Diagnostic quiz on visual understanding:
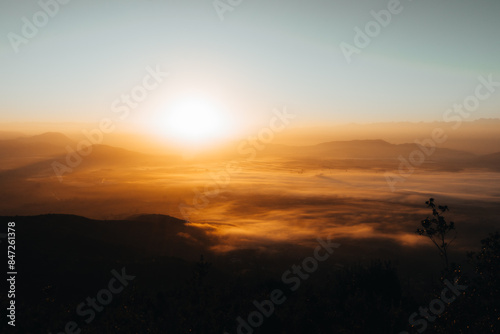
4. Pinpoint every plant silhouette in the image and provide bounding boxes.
[416,198,456,270]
